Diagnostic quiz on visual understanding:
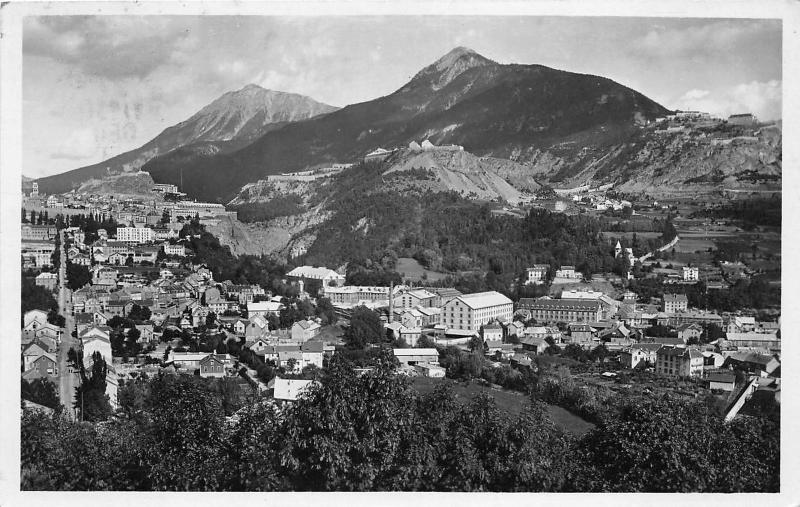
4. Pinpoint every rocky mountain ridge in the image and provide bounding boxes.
[143,47,669,202]
[35,85,337,194]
